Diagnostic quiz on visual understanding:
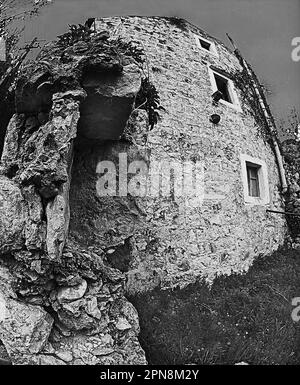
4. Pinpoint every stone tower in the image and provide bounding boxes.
[69,16,286,294]
[0,16,287,364]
